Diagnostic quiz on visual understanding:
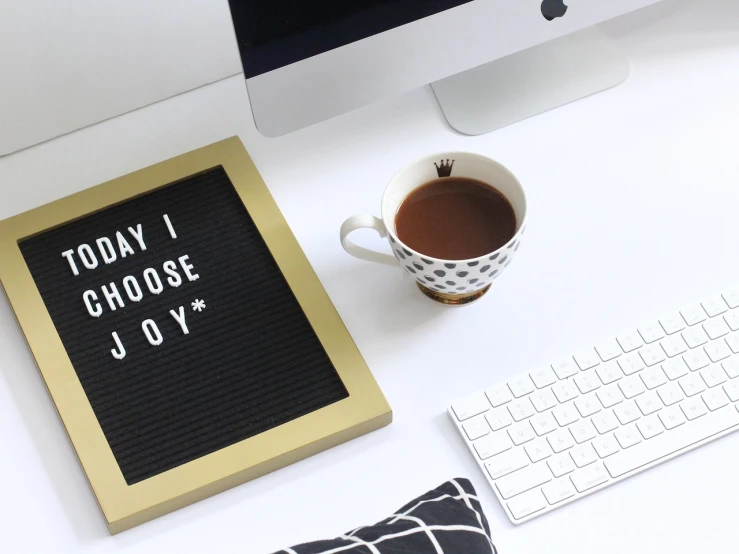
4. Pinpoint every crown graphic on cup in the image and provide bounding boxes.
[434,159,455,178]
